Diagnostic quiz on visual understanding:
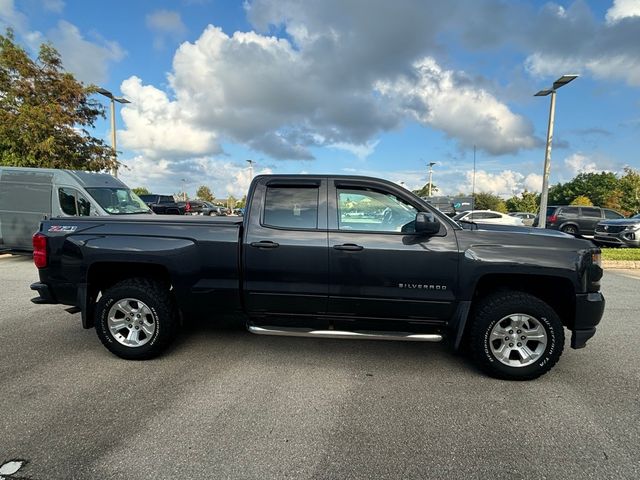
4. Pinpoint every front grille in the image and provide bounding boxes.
[595,225,625,233]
